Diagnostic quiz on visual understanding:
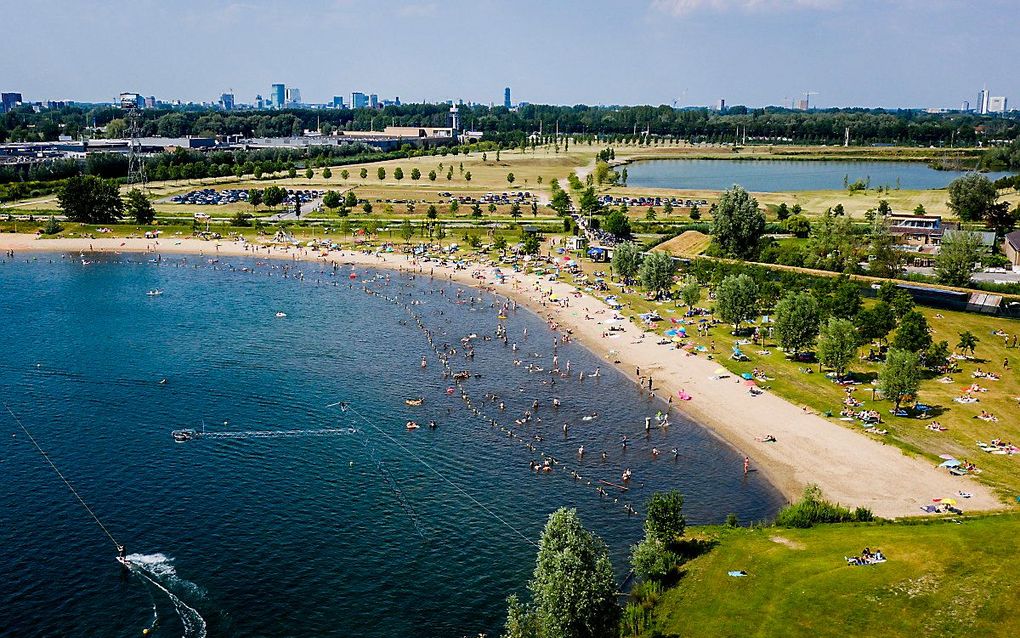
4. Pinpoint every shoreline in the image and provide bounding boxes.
[1,233,1006,518]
